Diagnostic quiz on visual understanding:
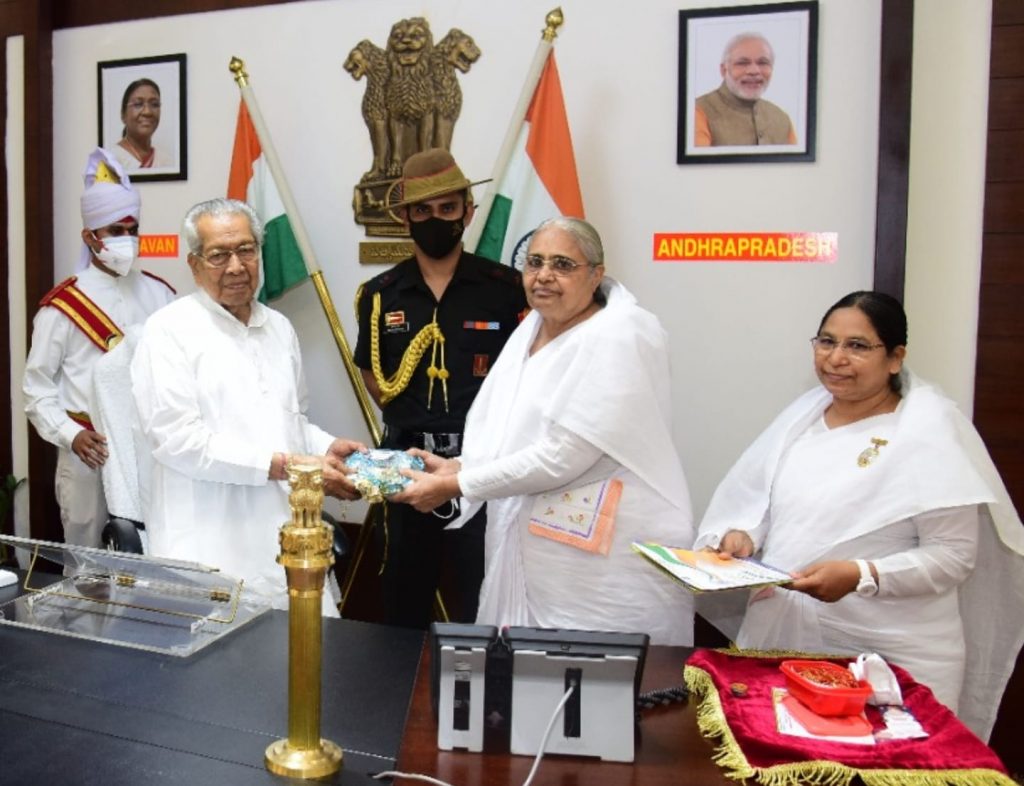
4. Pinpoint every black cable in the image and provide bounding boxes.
[636,684,688,711]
